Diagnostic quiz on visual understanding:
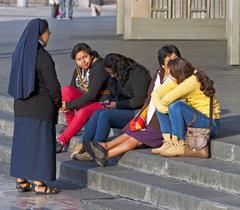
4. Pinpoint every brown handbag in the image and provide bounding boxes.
[183,97,213,158]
